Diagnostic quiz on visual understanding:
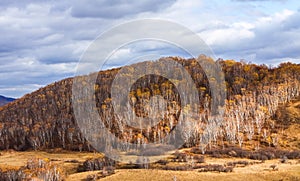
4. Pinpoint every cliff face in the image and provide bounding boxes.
[0,57,299,152]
